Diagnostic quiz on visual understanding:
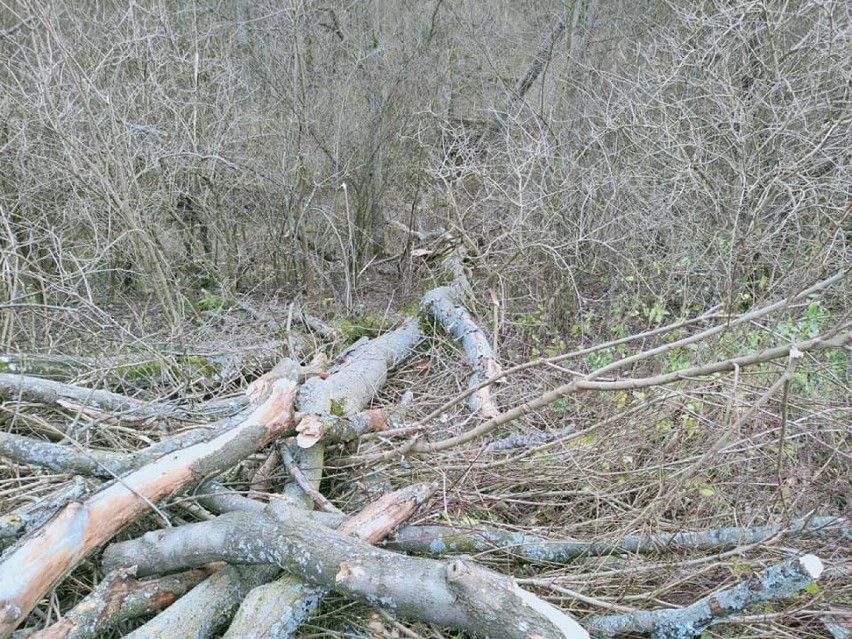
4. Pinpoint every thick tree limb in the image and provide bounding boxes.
[122,564,280,639]
[197,483,848,564]
[287,318,422,504]
[0,380,298,639]
[421,285,502,417]
[103,500,588,639]
[488,424,576,451]
[27,566,218,639]
[88,485,431,639]
[0,374,199,423]
[0,354,91,381]
[0,405,258,480]
[1,347,288,392]
[221,484,433,639]
[218,572,325,639]
[1,408,255,546]
[585,554,824,638]
[385,516,850,561]
[196,481,344,529]
[245,354,328,402]
[218,320,423,637]
[294,391,413,448]
[0,432,140,478]
[278,444,341,514]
